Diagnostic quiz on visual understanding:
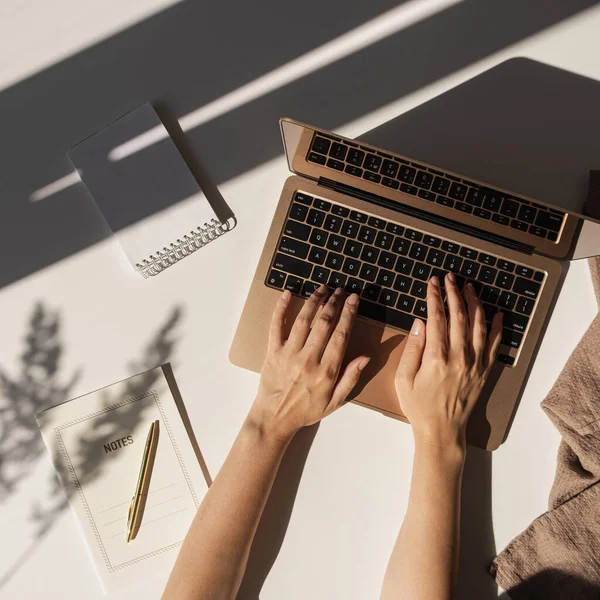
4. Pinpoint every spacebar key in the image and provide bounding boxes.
[358,300,415,331]
[273,253,312,279]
